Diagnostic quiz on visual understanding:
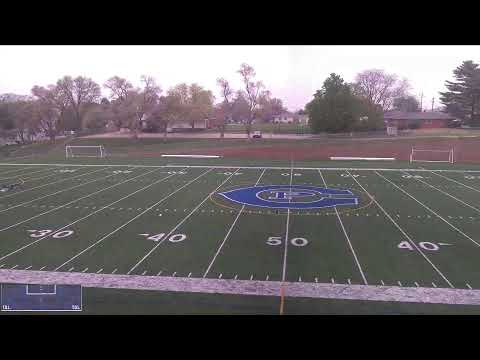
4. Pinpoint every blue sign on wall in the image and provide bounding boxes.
[218,185,359,209]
